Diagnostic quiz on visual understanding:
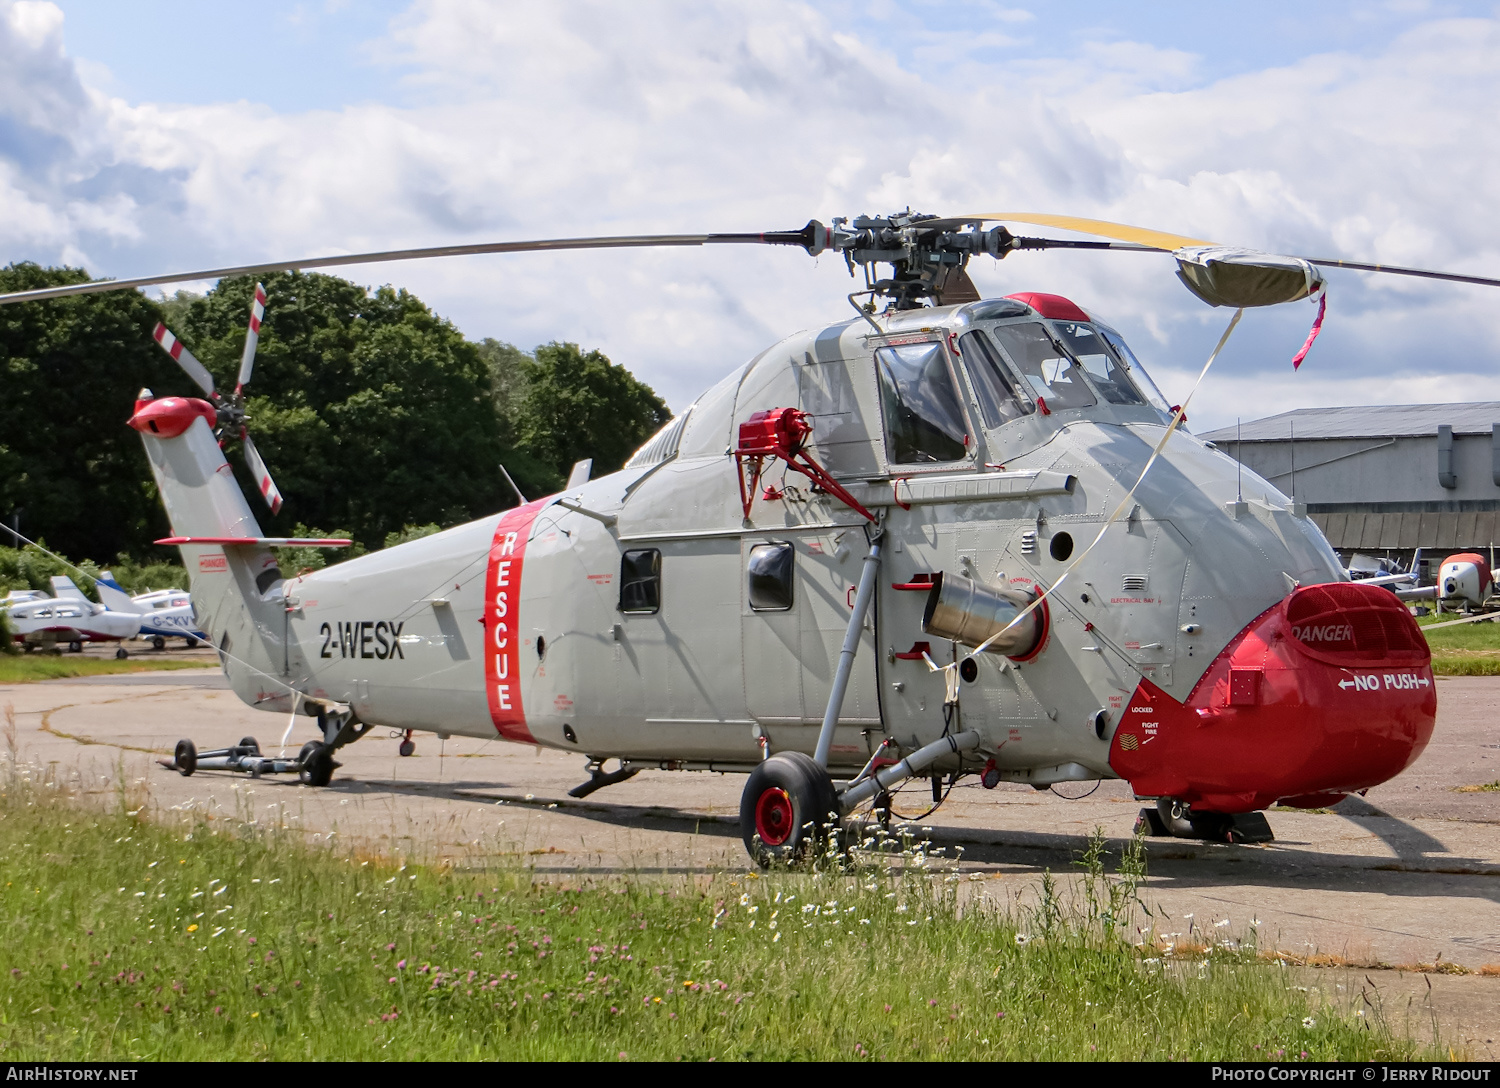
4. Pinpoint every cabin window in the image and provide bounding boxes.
[1053,321,1146,406]
[957,331,1034,428]
[988,323,1096,410]
[874,342,969,464]
[1097,325,1174,416]
[618,548,661,613]
[747,542,795,611]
